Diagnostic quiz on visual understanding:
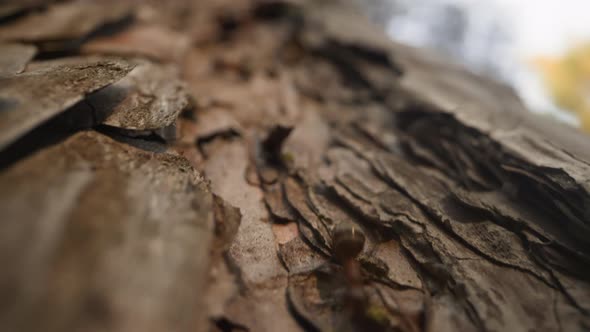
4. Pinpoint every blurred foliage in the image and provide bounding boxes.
[535,43,590,132]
